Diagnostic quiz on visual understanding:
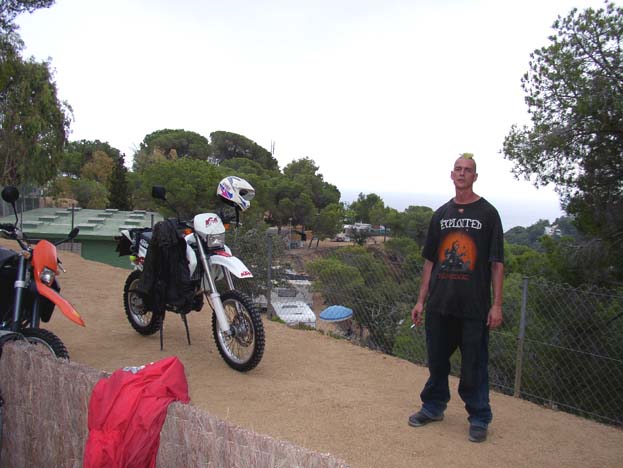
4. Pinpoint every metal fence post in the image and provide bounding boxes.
[513,277,529,397]
[19,186,24,230]
[266,232,274,319]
